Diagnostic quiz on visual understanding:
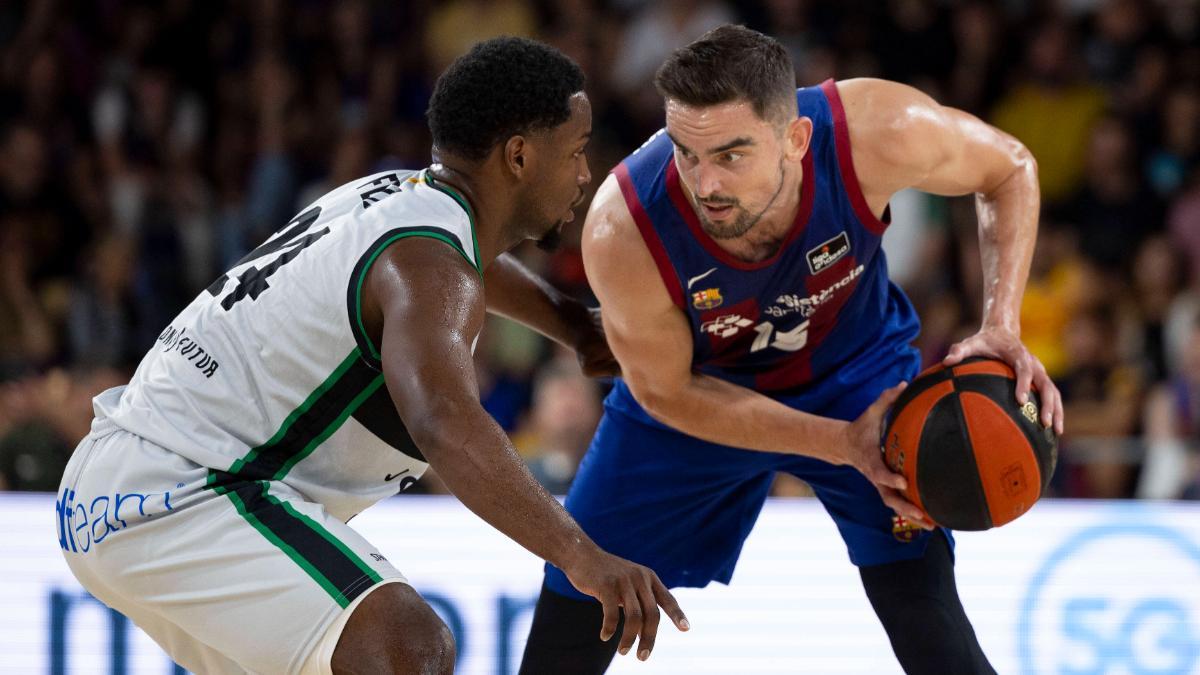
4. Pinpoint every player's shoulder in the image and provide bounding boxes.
[582,173,657,281]
[833,78,950,178]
